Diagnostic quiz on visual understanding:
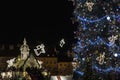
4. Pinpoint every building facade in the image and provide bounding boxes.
[0,56,73,75]
[0,38,73,76]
